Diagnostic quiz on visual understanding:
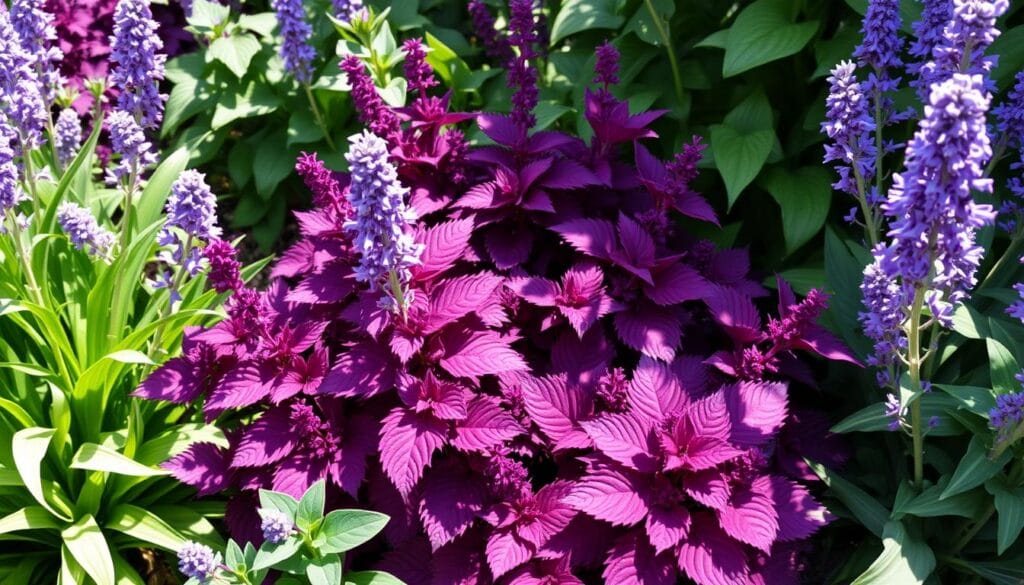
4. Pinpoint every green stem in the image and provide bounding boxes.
[20,140,41,221]
[304,84,337,151]
[107,161,140,345]
[643,0,685,114]
[148,235,195,363]
[853,162,879,247]
[6,210,45,307]
[977,230,1024,292]
[873,81,885,203]
[907,283,927,489]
